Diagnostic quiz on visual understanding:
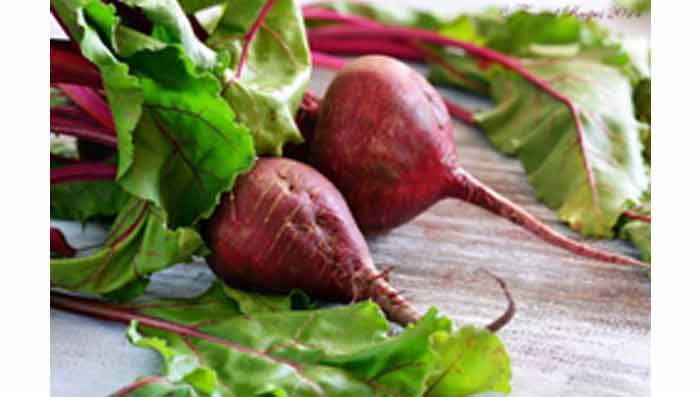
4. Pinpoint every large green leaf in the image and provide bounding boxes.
[207,0,311,155]
[476,60,648,237]
[117,45,254,228]
[51,180,130,222]
[51,0,256,228]
[108,283,511,396]
[50,198,203,295]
